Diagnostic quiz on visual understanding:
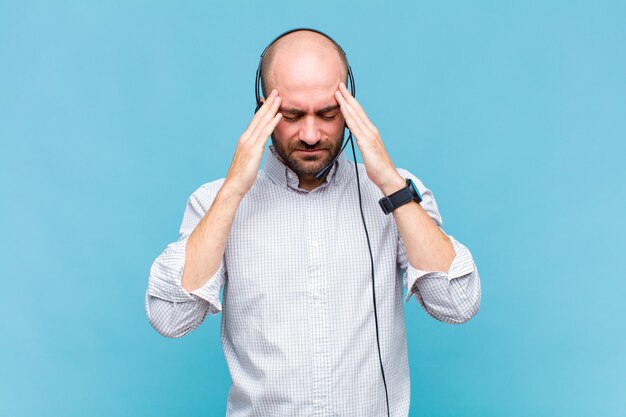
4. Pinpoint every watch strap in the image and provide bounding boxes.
[378,178,422,215]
